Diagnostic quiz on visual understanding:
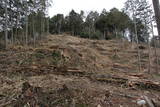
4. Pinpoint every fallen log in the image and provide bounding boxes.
[95,75,128,85]
[144,96,155,107]
[152,99,160,107]
[94,75,160,91]
[133,81,160,91]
